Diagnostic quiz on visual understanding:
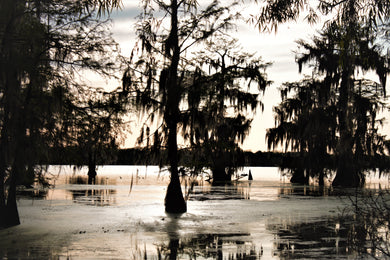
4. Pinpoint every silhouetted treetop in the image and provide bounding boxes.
[0,0,124,227]
[267,17,389,186]
[252,0,390,32]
